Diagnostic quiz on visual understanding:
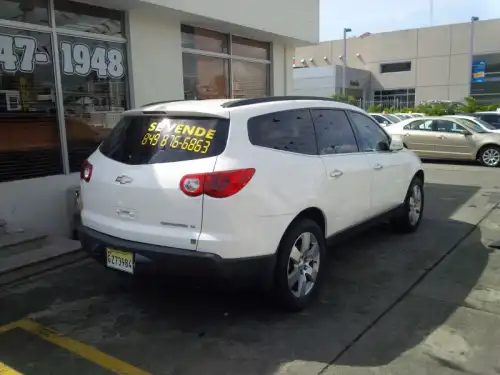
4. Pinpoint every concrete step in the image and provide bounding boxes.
[0,231,49,259]
[0,234,86,287]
